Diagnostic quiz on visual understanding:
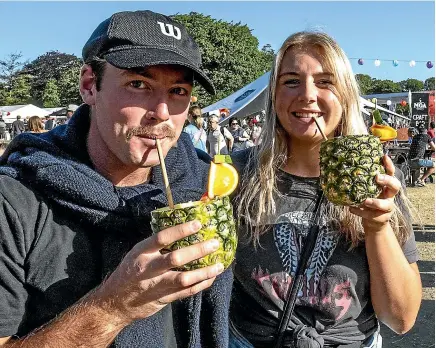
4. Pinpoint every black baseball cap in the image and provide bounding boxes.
[82,10,215,94]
